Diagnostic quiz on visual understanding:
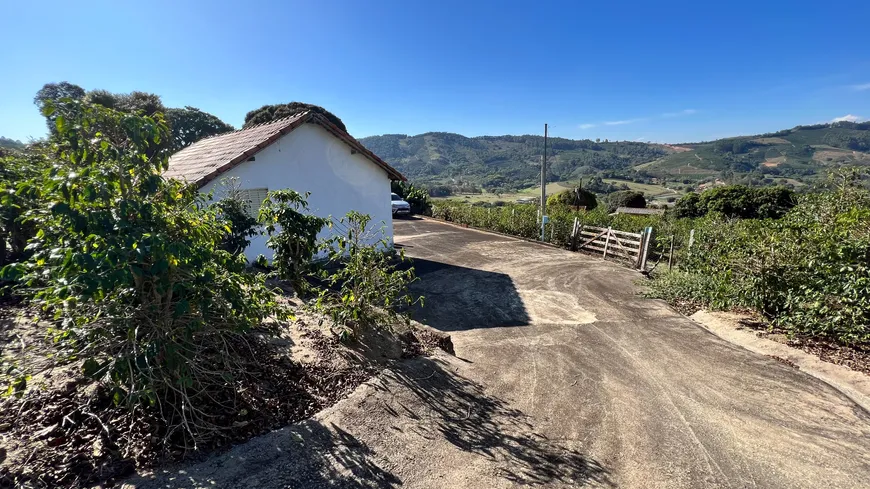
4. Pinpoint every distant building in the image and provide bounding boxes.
[612,207,665,216]
[165,111,405,262]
